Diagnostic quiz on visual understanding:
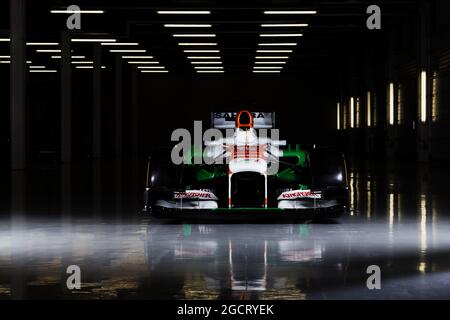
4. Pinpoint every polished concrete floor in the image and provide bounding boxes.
[1,160,450,299]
